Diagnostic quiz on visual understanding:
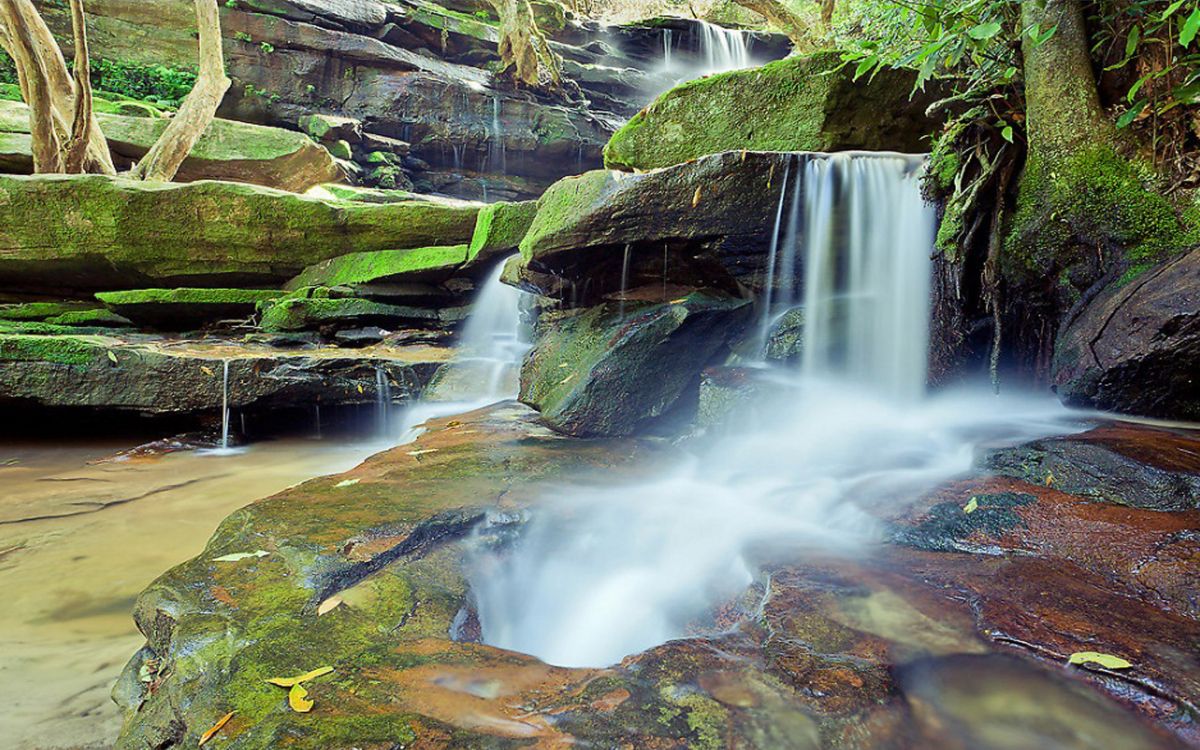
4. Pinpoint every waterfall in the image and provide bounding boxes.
[220,360,230,451]
[618,243,632,318]
[697,20,752,74]
[488,96,506,178]
[662,28,674,70]
[375,365,392,434]
[757,157,793,351]
[468,151,1081,669]
[393,256,529,442]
